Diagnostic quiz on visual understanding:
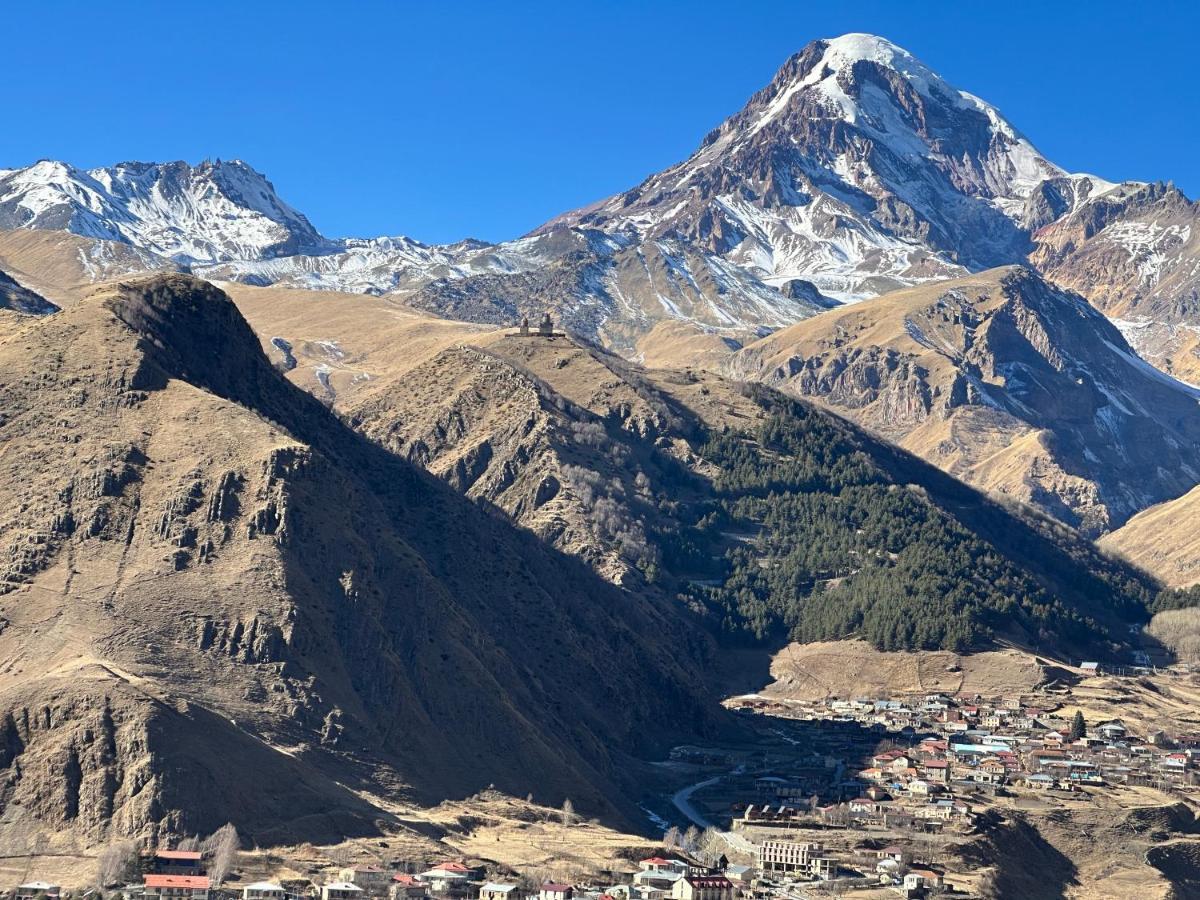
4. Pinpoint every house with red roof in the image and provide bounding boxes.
[145,850,205,877]
[143,873,211,900]
[391,875,429,900]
